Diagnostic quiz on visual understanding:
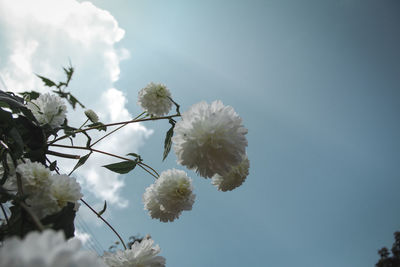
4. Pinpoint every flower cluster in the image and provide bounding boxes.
[138,82,172,116]
[0,230,106,267]
[103,236,166,267]
[143,169,195,222]
[5,160,82,218]
[27,93,67,128]
[1,68,251,267]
